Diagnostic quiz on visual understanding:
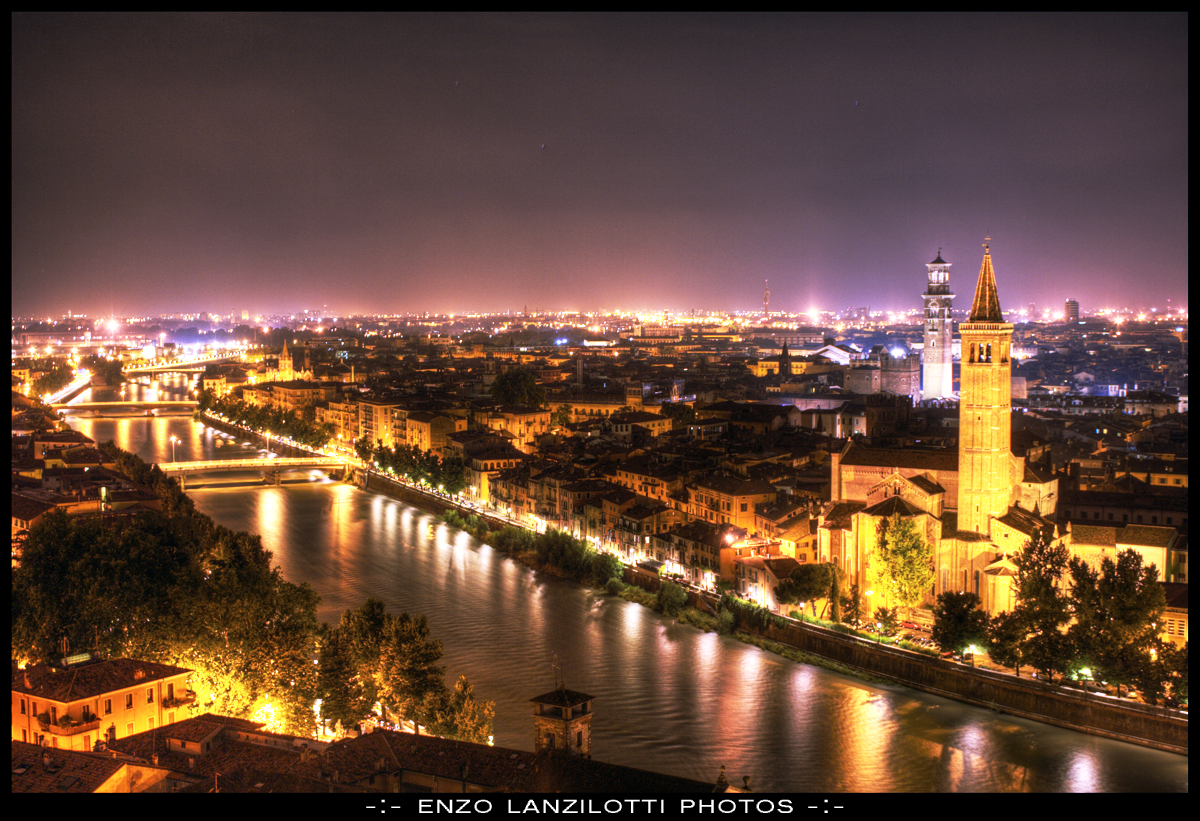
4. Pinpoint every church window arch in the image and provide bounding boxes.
[969,344,975,364]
